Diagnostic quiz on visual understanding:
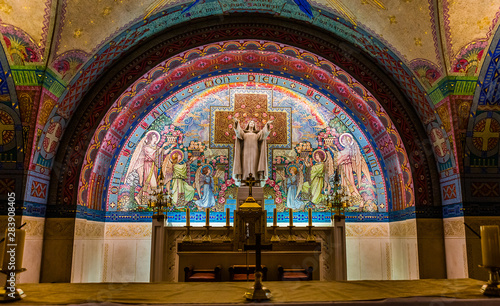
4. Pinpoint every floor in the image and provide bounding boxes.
[5,278,500,305]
